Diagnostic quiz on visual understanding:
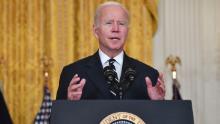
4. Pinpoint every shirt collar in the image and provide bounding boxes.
[99,49,124,66]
